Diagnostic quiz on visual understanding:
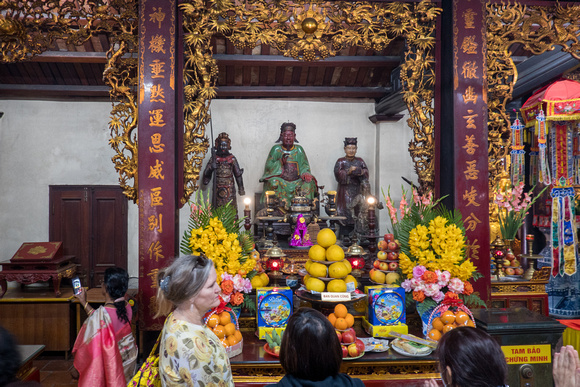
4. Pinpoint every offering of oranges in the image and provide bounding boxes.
[427,308,475,342]
[327,303,355,330]
[207,311,243,348]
